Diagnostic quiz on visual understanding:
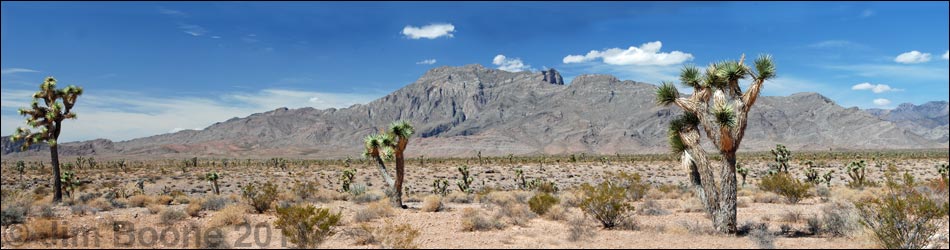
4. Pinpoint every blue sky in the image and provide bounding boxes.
[2,1,948,143]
